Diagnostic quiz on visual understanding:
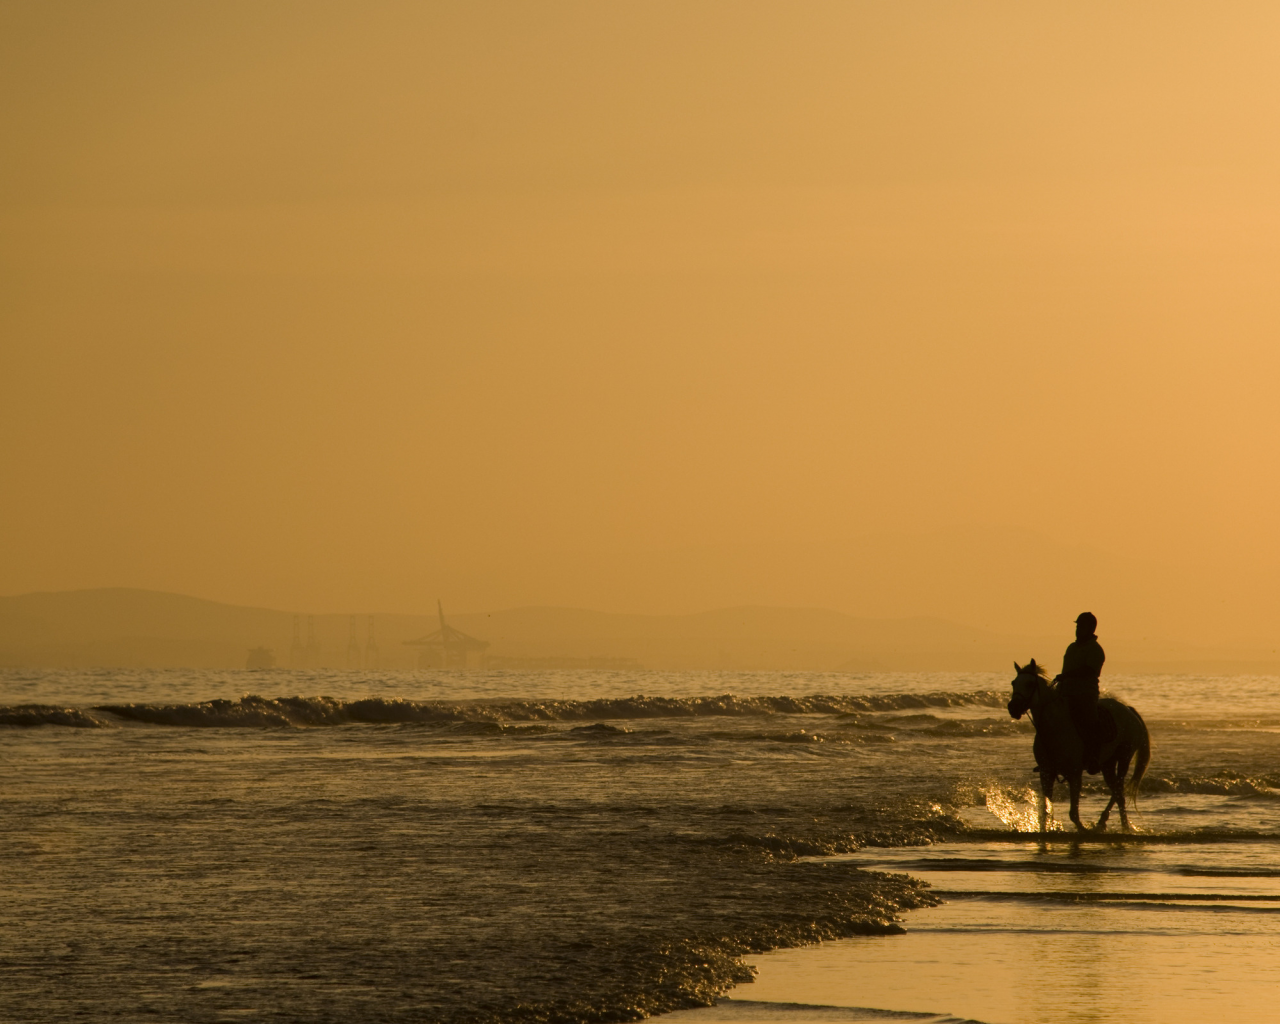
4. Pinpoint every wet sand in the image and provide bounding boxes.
[669,1001,976,1023]
[672,830,1280,1024]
